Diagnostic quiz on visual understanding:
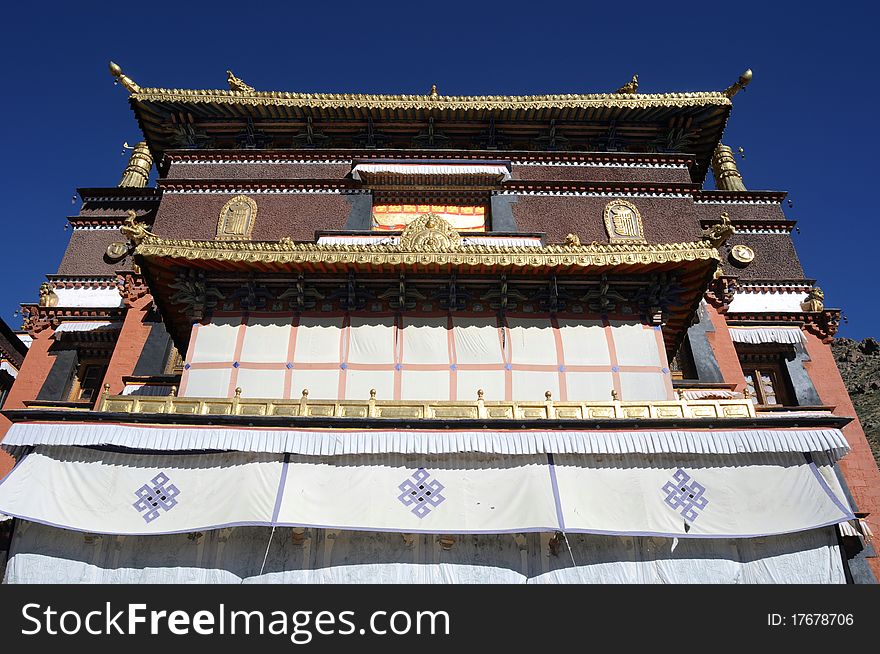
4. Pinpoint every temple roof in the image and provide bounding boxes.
[110,63,751,183]
[127,215,720,354]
